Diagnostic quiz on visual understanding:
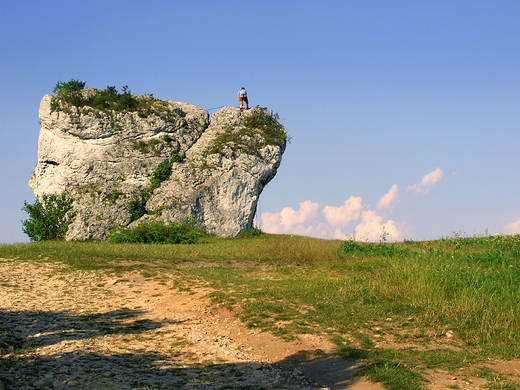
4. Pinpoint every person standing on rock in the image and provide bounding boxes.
[237,87,249,109]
